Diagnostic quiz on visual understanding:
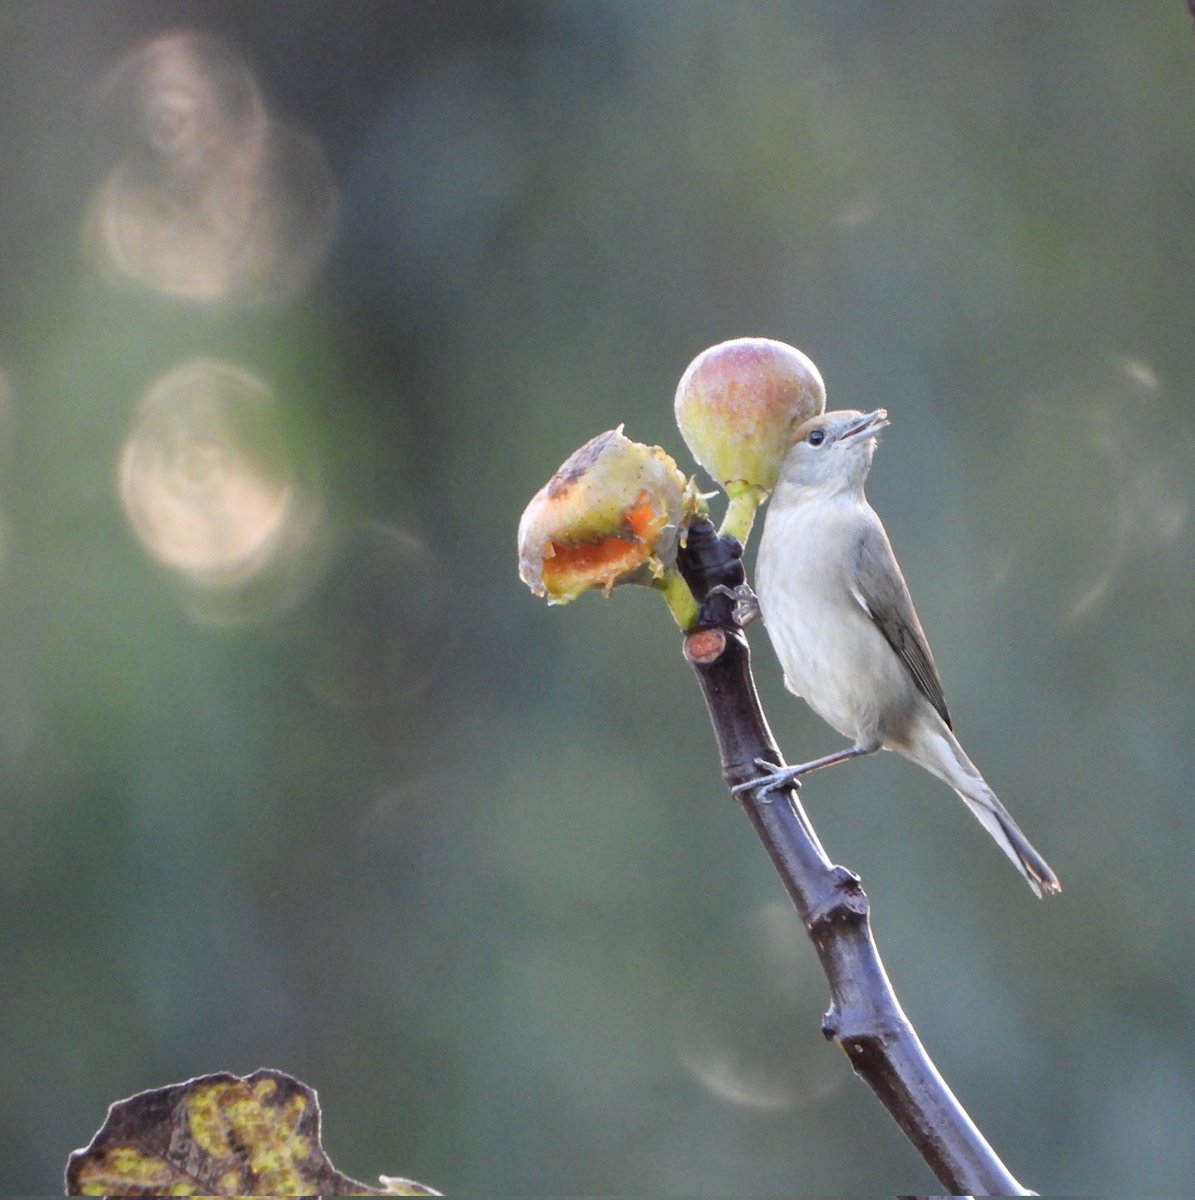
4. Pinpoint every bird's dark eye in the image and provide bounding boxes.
[807,428,826,447]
